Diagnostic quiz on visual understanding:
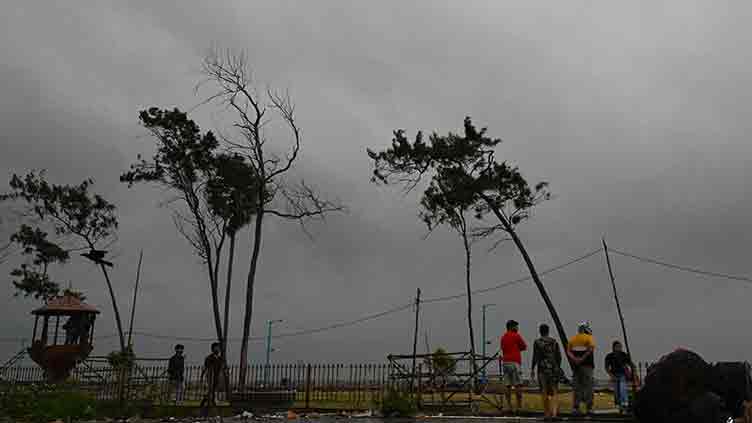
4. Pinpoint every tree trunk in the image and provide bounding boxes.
[222,232,236,395]
[483,199,573,370]
[460,226,478,384]
[223,233,236,356]
[206,249,225,351]
[98,264,126,352]
[188,190,225,348]
[239,208,264,389]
